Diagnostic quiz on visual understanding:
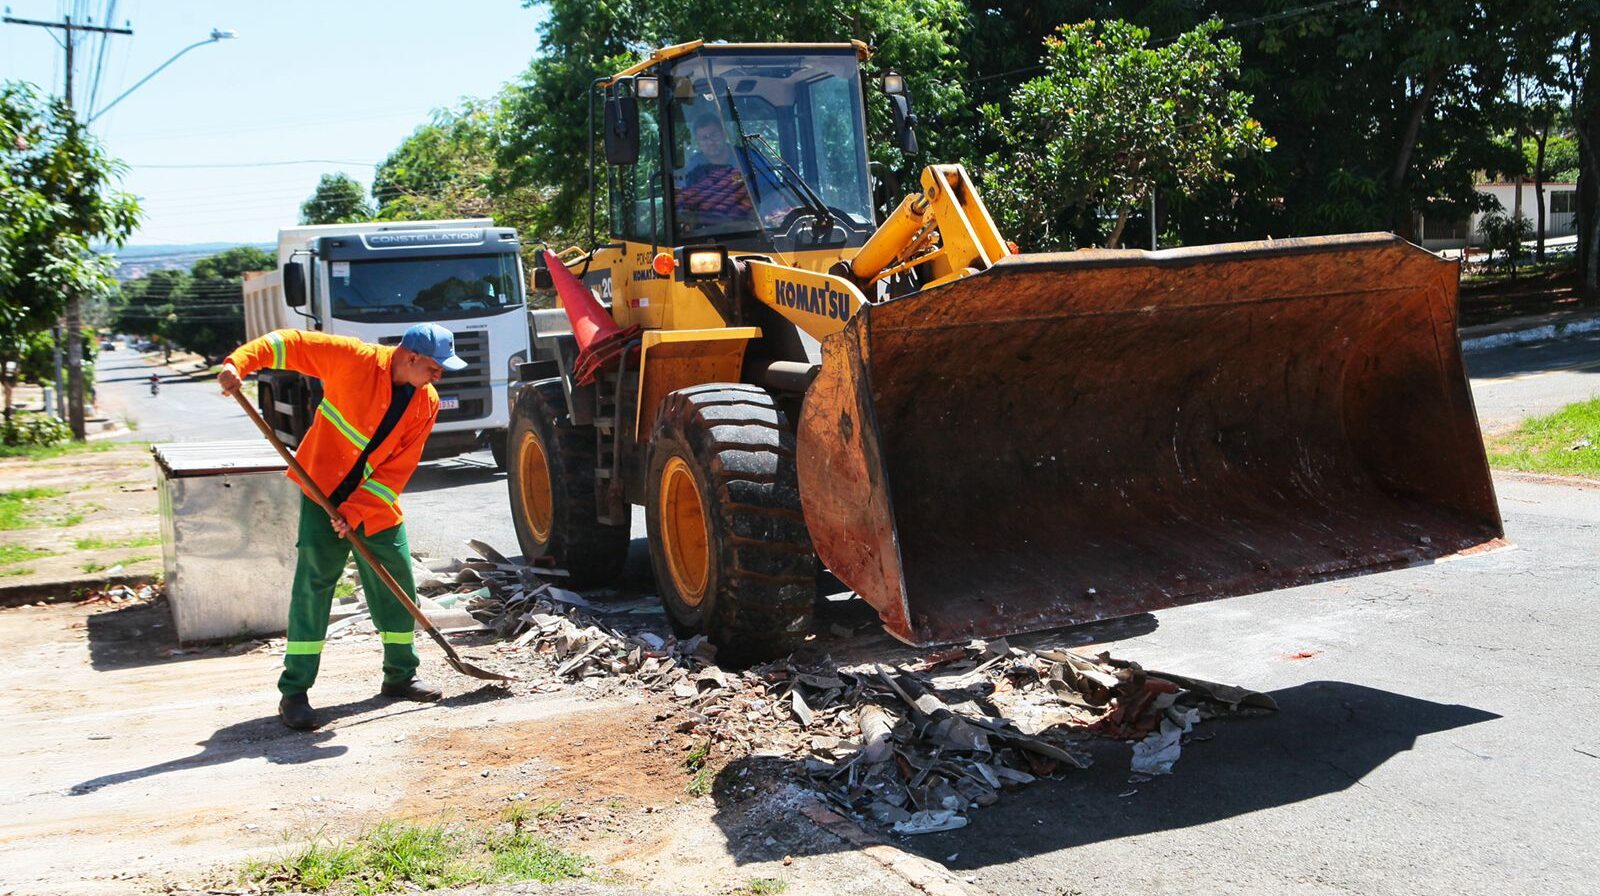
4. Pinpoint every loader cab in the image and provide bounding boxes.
[602,44,877,262]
